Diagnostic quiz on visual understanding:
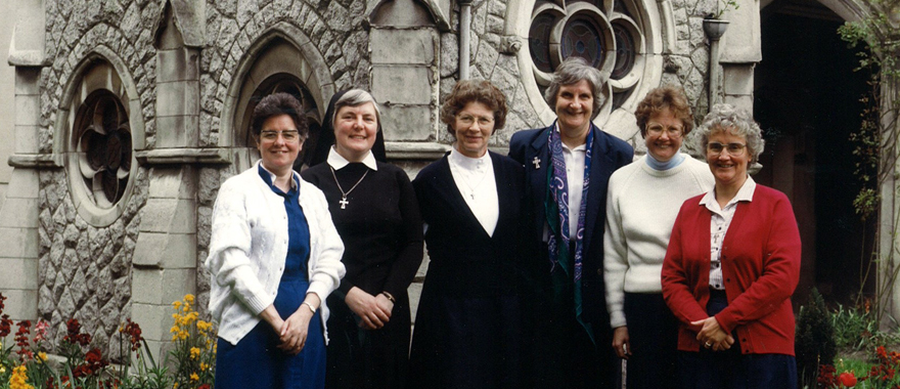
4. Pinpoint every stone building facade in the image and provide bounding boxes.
[0,0,890,359]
